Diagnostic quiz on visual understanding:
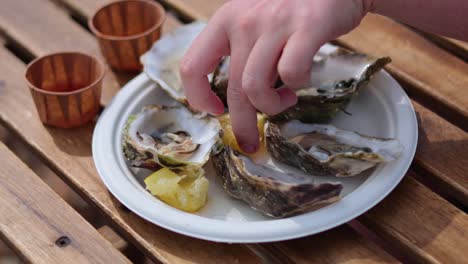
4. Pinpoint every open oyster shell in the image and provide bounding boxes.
[141,22,206,105]
[212,146,342,218]
[123,105,221,170]
[265,120,403,177]
[211,46,391,122]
